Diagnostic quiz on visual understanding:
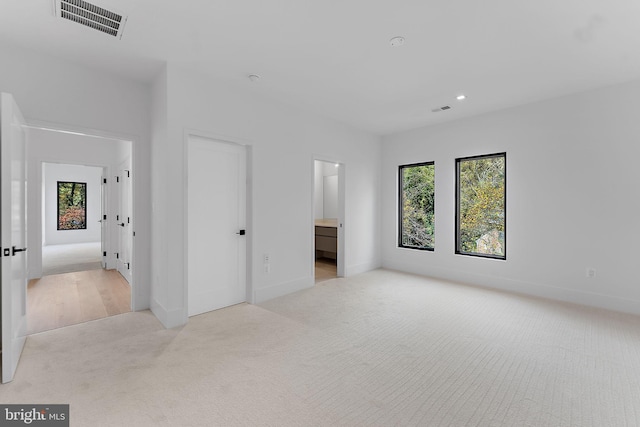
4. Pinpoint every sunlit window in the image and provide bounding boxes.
[399,162,435,250]
[57,181,87,230]
[455,153,506,259]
